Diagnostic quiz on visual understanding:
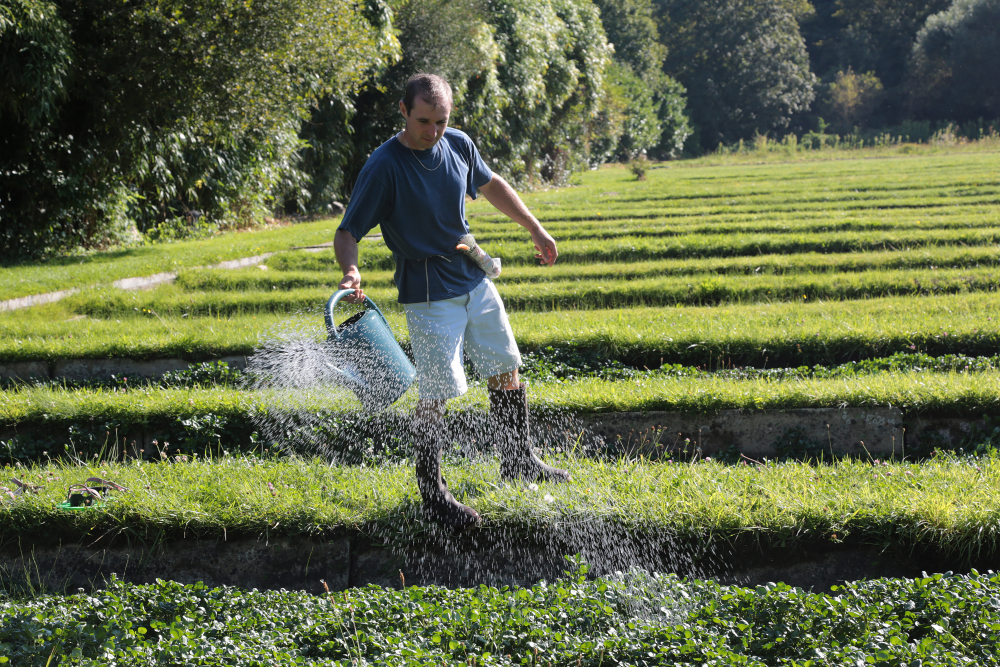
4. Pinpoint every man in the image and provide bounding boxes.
[334,73,569,531]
